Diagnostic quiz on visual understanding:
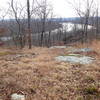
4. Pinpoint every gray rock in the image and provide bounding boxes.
[11,93,25,100]
[56,55,94,64]
[69,48,93,53]
[50,46,67,49]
